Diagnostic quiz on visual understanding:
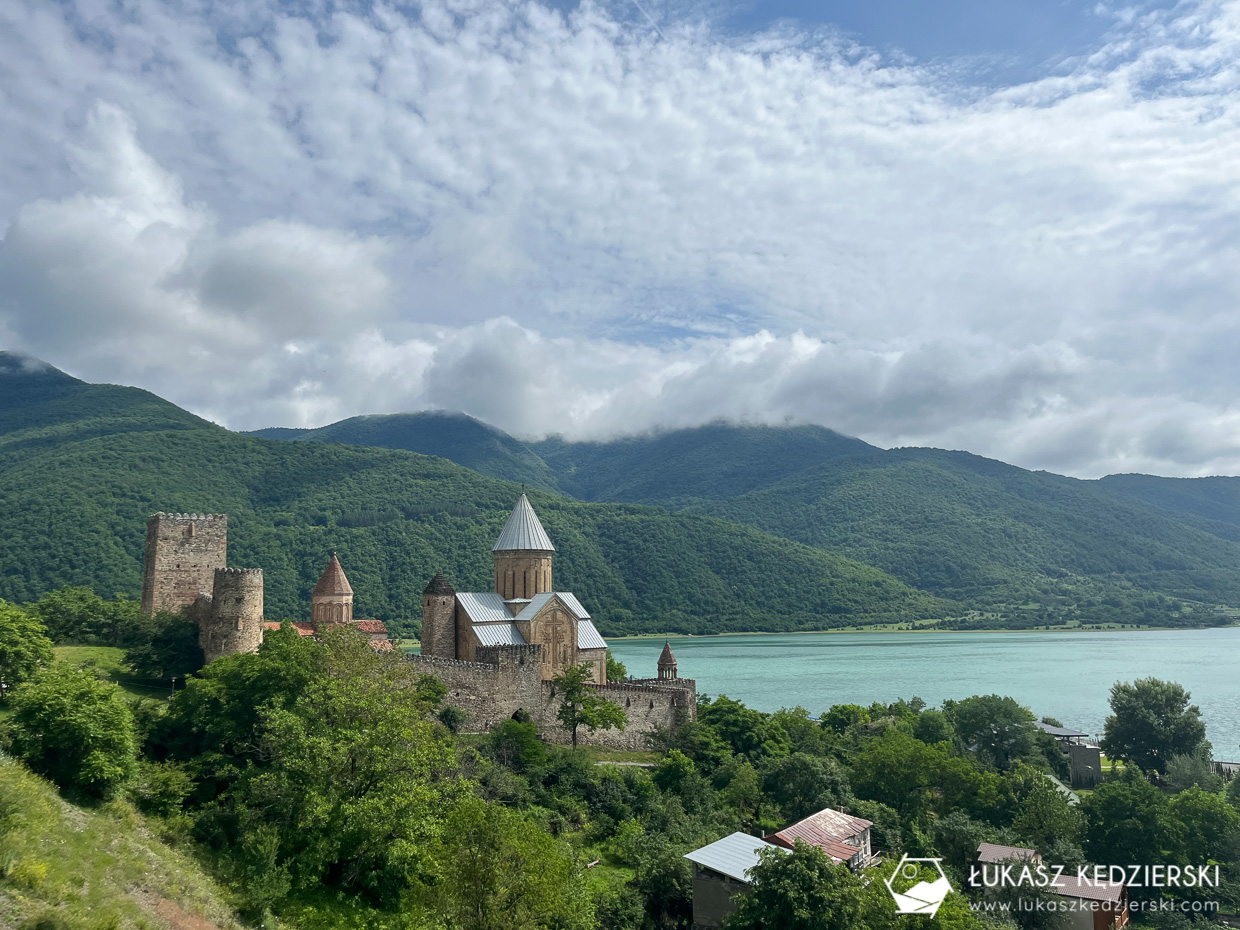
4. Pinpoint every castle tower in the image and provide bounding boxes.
[421,573,457,659]
[657,641,678,680]
[201,567,264,663]
[141,513,228,615]
[311,553,354,626]
[493,494,554,601]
